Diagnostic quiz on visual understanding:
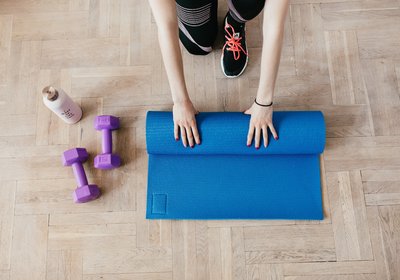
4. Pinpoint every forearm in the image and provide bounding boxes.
[158,27,190,103]
[148,0,189,103]
[256,0,289,104]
